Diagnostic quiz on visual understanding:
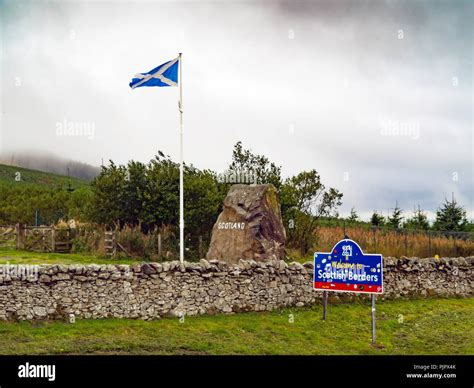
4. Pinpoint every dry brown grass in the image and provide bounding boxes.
[313,226,474,258]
